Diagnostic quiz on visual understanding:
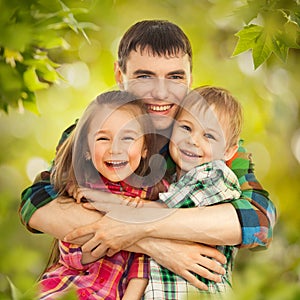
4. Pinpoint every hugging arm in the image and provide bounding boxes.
[227,145,277,249]
[65,146,277,254]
